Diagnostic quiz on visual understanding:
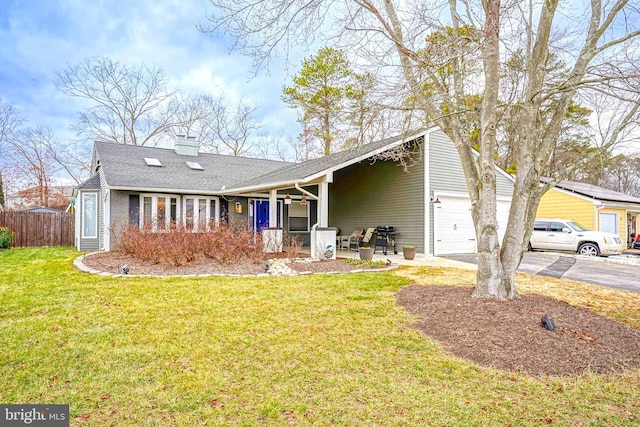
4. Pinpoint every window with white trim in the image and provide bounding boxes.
[140,194,179,230]
[183,196,219,231]
[82,193,98,238]
[288,201,309,232]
